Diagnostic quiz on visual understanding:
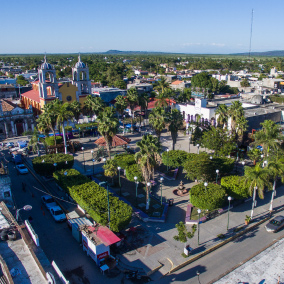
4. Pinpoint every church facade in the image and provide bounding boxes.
[21,55,91,115]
